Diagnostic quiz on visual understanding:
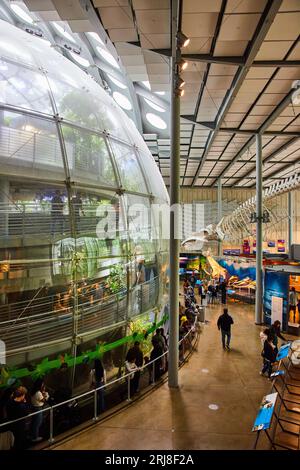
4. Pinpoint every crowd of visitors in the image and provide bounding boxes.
[183,273,227,307]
